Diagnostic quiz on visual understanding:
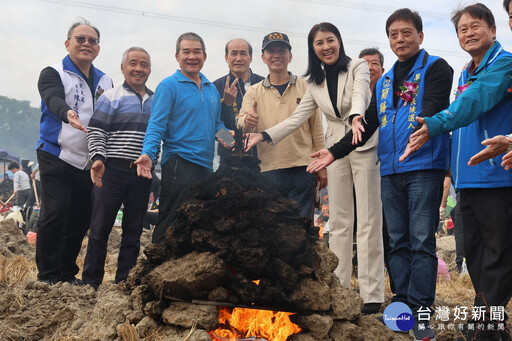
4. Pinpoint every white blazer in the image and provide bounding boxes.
[266,58,376,152]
